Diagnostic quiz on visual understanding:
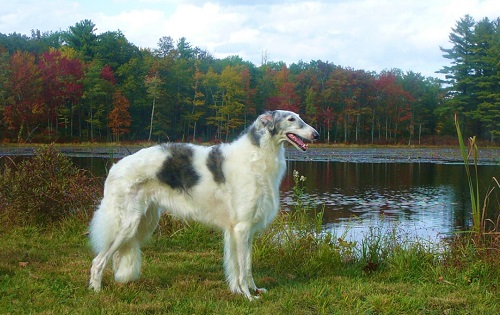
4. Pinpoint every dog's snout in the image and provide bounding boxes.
[312,131,320,140]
